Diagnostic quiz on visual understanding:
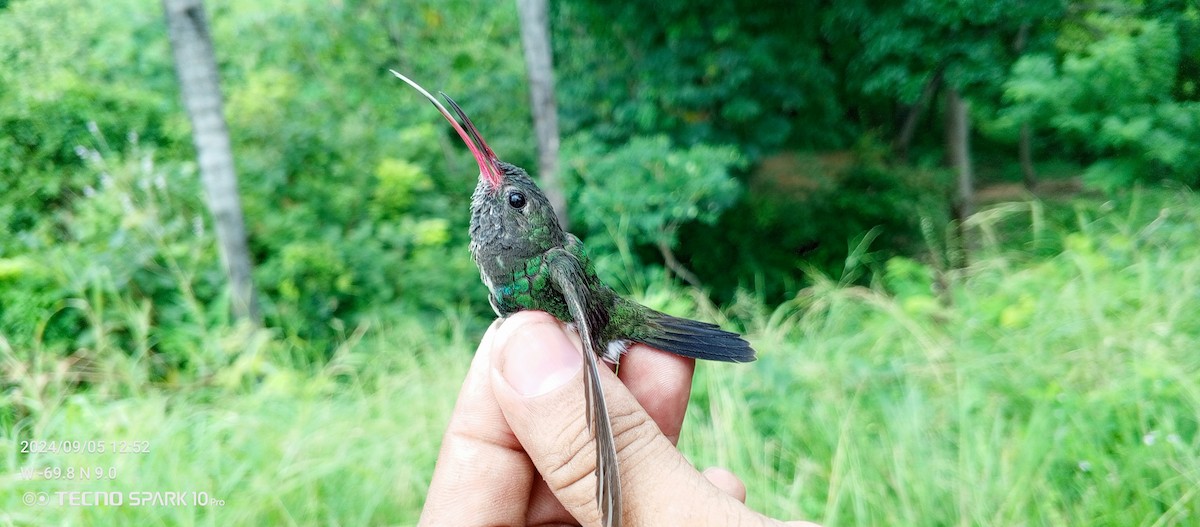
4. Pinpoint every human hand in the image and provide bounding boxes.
[419,310,820,526]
